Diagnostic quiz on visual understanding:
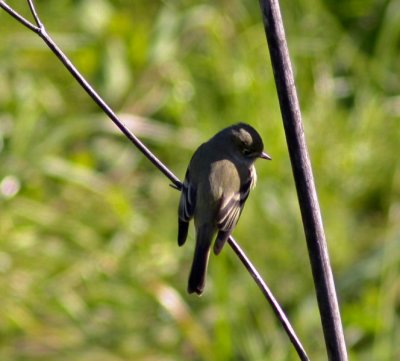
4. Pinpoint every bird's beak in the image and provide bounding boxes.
[260,151,272,160]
